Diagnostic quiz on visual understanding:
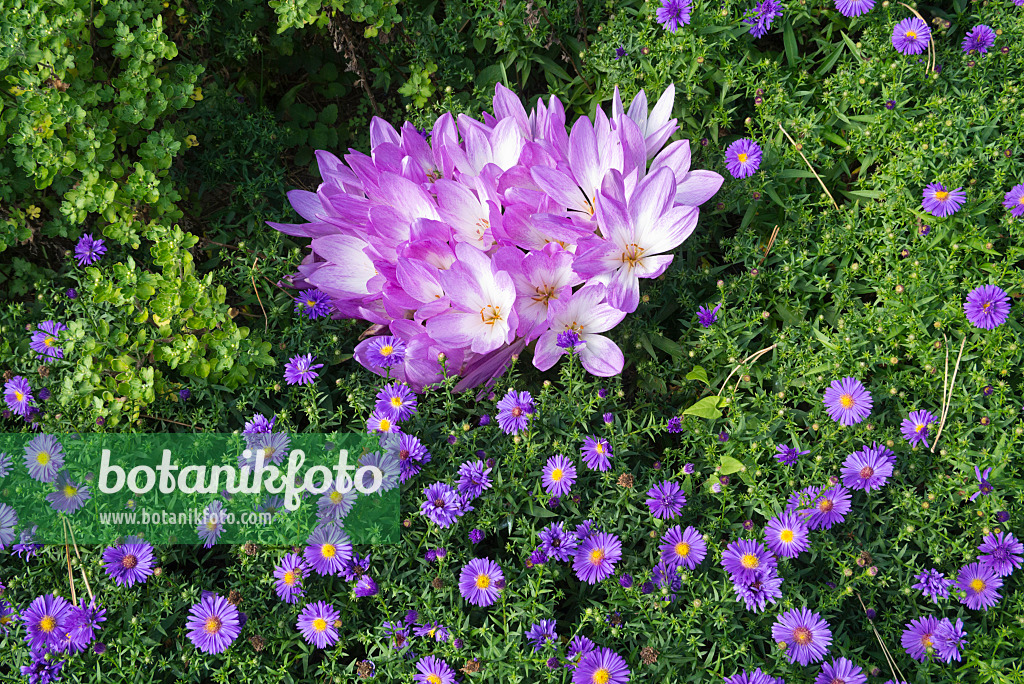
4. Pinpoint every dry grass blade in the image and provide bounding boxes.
[932,336,966,452]
[757,225,781,267]
[63,519,77,606]
[778,123,840,211]
[65,519,95,603]
[898,2,936,73]
[857,593,907,683]
[718,344,778,397]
